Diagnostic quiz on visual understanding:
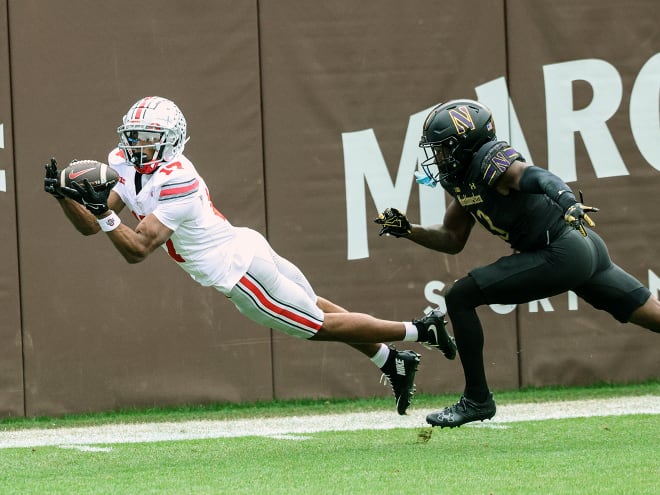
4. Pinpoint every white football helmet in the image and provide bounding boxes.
[117,96,188,174]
